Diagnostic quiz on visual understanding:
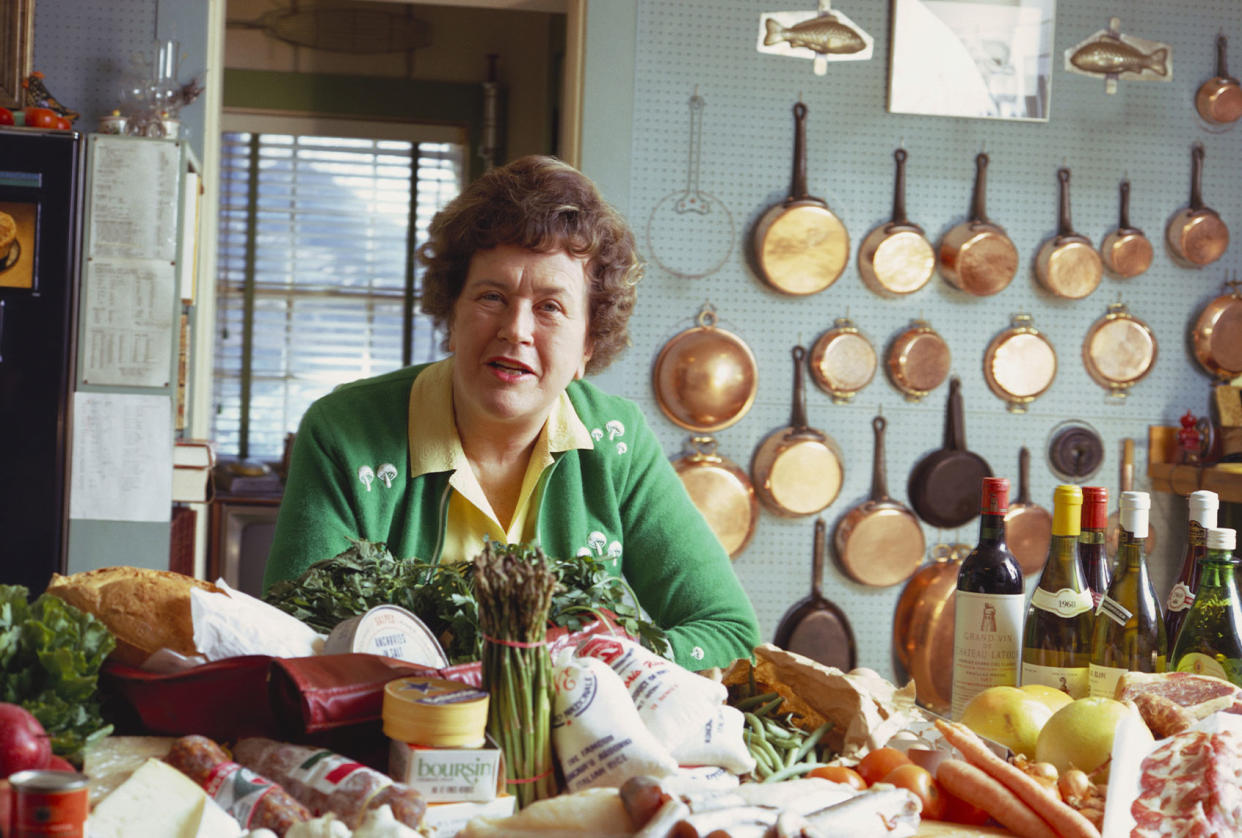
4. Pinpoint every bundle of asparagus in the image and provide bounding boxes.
[473,540,560,808]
